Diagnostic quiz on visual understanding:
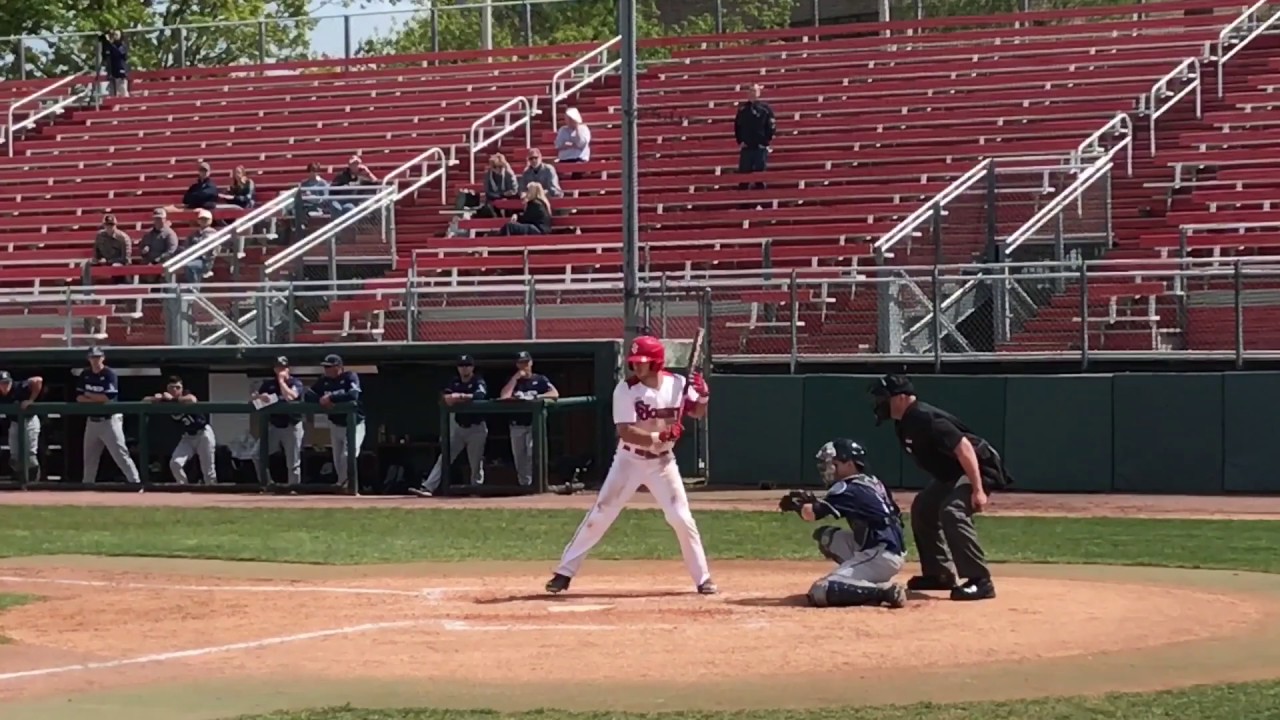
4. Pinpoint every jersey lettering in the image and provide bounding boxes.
[634,401,678,422]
